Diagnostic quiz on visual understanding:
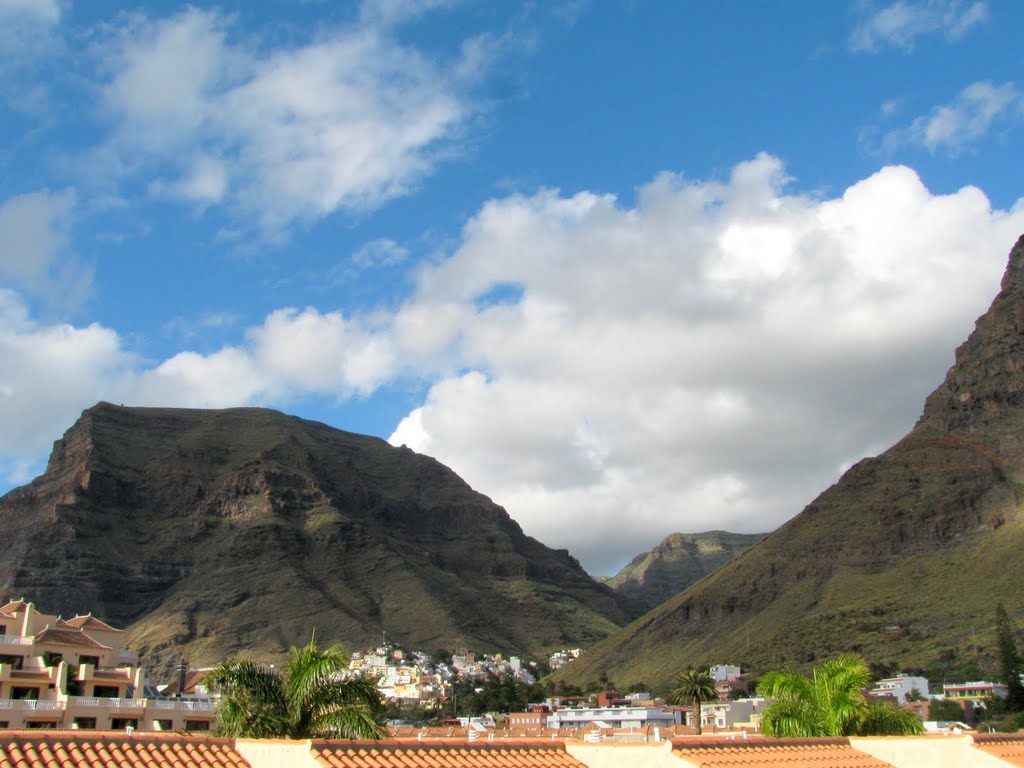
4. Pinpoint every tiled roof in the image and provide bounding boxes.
[671,737,897,767]
[973,733,1024,766]
[65,614,124,633]
[1,599,28,615]
[0,732,250,768]
[34,627,110,649]
[311,739,589,768]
